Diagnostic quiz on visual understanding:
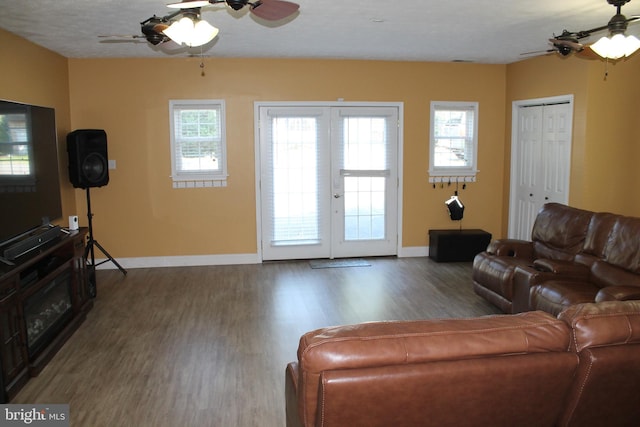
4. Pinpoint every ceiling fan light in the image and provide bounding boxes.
[192,20,219,46]
[591,33,640,60]
[163,17,192,44]
[163,16,218,47]
[622,34,640,56]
